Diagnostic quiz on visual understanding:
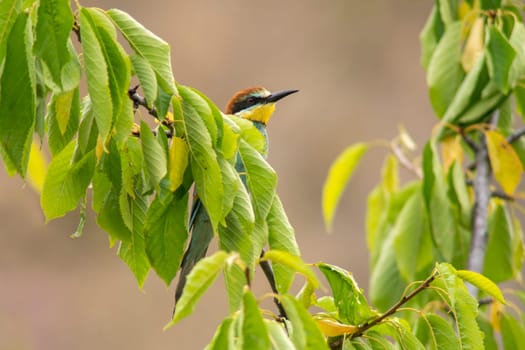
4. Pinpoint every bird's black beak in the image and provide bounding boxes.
[266,89,299,103]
